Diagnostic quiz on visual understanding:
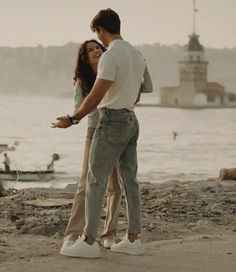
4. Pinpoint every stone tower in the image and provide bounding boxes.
[179,33,208,92]
[159,1,235,107]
